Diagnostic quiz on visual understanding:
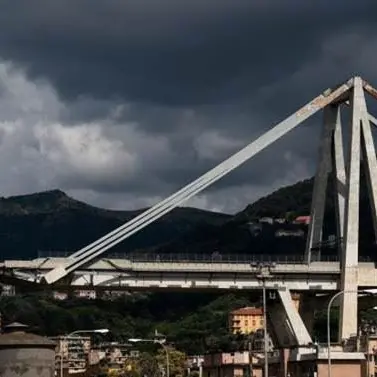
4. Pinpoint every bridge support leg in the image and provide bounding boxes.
[267,289,313,348]
[305,105,337,262]
[267,297,296,348]
[339,77,364,341]
[332,107,346,262]
[359,90,377,245]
